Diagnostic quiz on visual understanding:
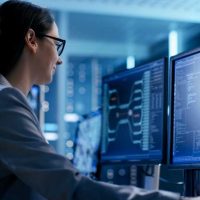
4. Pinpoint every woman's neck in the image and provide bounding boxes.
[6,67,32,96]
